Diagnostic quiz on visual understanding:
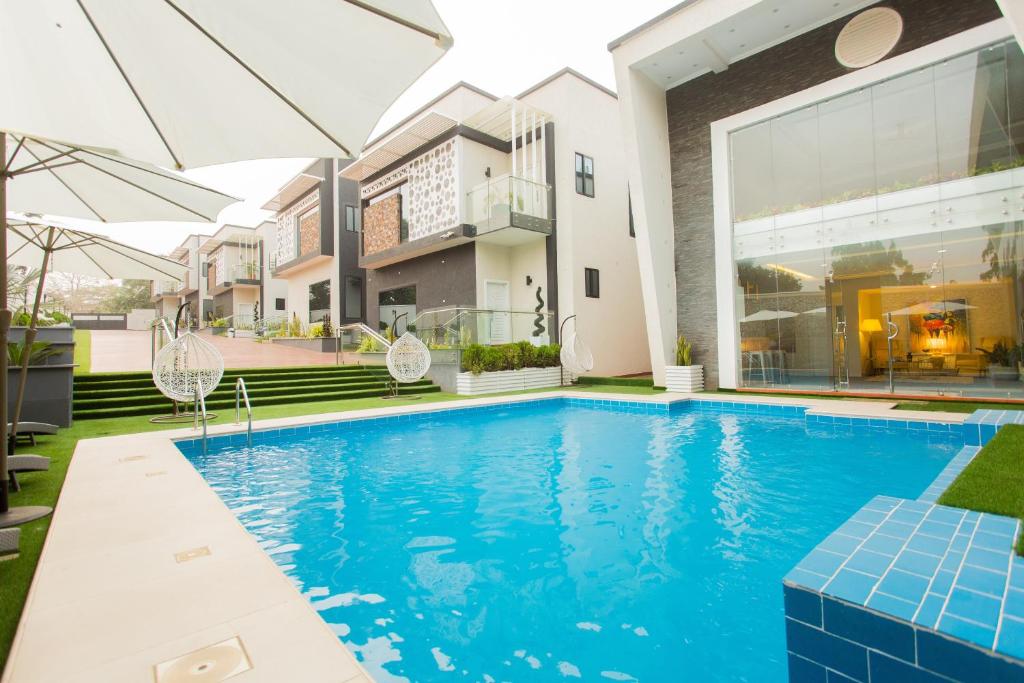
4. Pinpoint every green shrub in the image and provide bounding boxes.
[288,313,303,338]
[357,335,382,353]
[307,322,324,338]
[675,334,693,366]
[212,318,229,327]
[7,341,61,365]
[462,342,562,374]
